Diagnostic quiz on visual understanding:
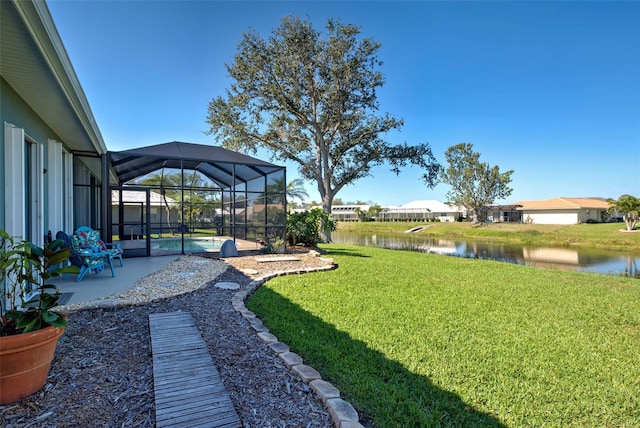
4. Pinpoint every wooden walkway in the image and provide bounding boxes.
[149,312,241,428]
